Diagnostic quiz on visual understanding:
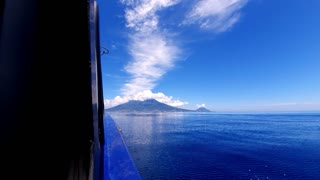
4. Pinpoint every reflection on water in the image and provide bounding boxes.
[109,113,320,179]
